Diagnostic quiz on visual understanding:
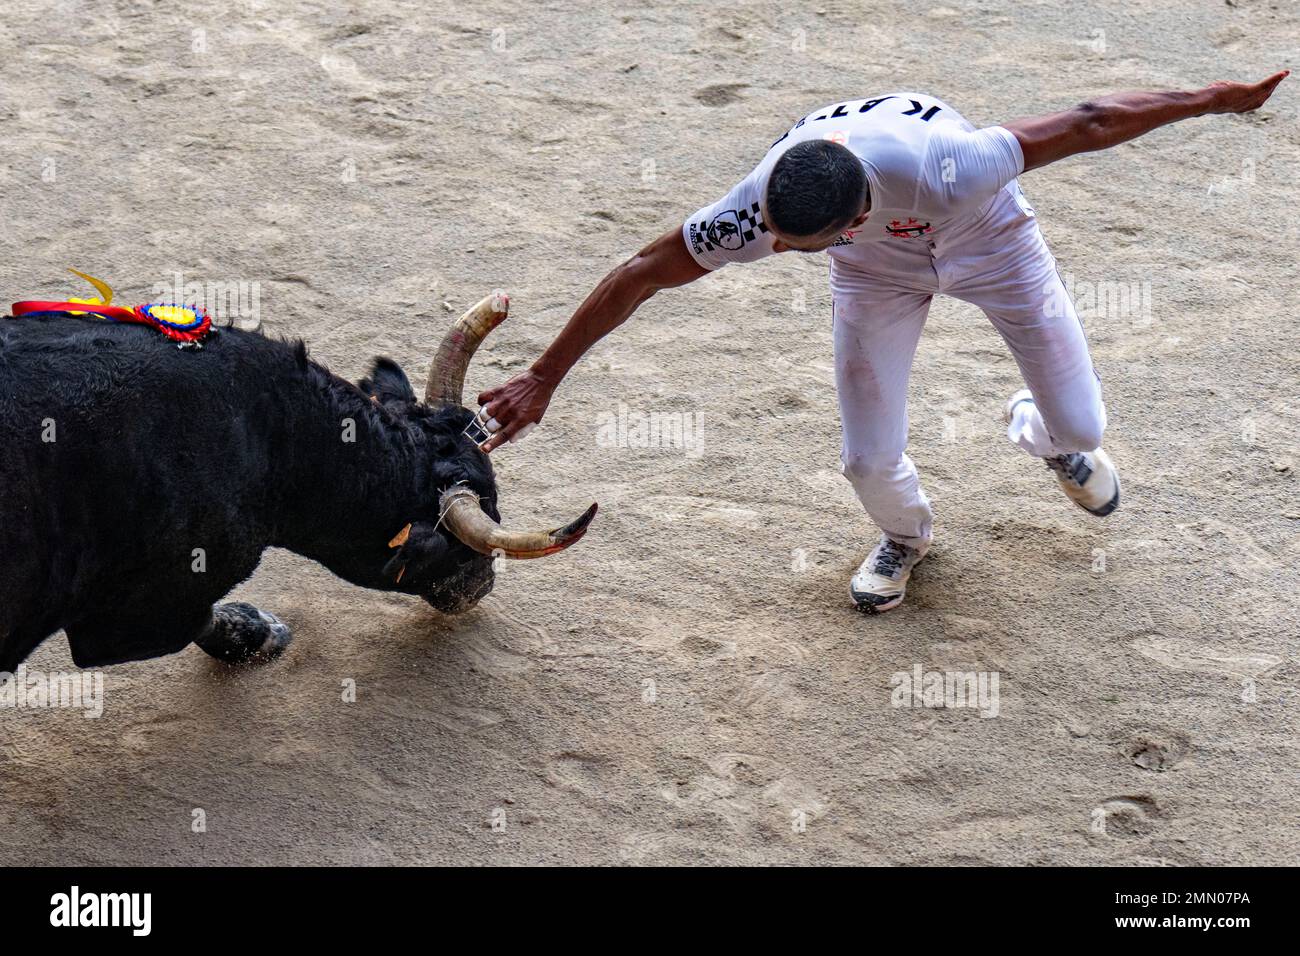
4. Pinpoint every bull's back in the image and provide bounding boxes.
[0,317,298,627]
